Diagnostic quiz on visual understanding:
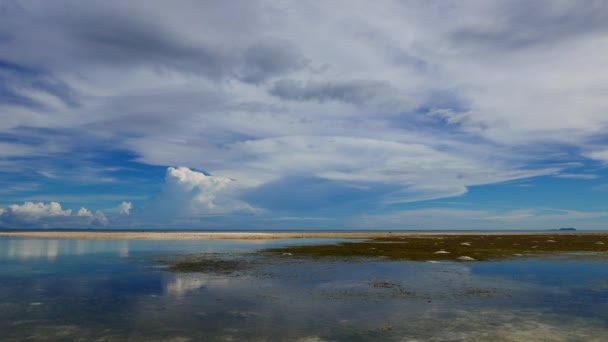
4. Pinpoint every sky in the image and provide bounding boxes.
[1,0,608,230]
